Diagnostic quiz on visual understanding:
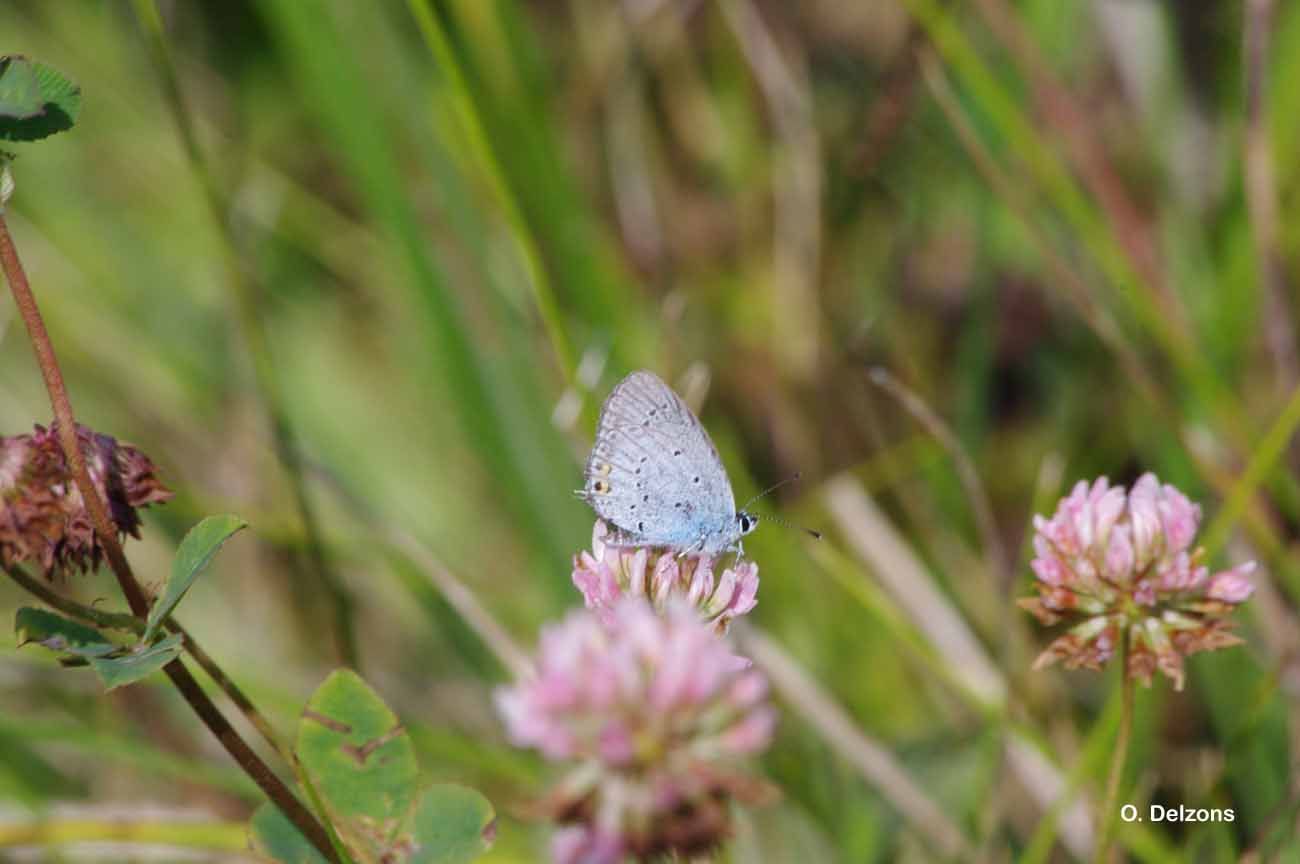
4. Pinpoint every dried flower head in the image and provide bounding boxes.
[573,520,759,633]
[0,423,171,577]
[496,597,776,863]
[1021,474,1255,689]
